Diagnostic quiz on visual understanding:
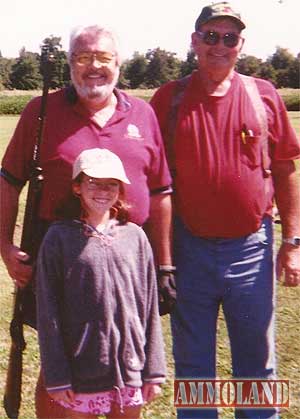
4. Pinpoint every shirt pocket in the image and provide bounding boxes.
[72,321,110,363]
[239,131,262,169]
[73,322,90,358]
[71,320,111,380]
